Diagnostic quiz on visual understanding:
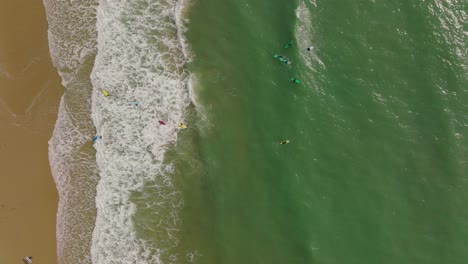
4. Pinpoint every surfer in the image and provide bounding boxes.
[102,90,109,97]
[23,256,33,264]
[284,40,294,49]
[131,102,140,106]
[178,123,187,129]
[306,46,314,51]
[274,55,289,64]
[93,135,102,142]
[290,78,301,84]
[280,140,290,145]
[159,120,166,125]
